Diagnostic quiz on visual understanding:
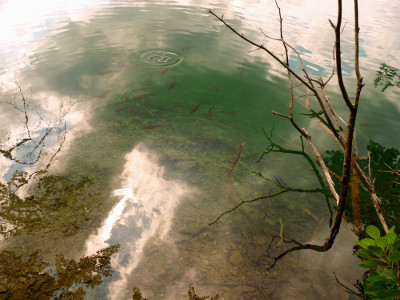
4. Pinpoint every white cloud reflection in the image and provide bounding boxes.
[0,87,90,183]
[84,143,190,300]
